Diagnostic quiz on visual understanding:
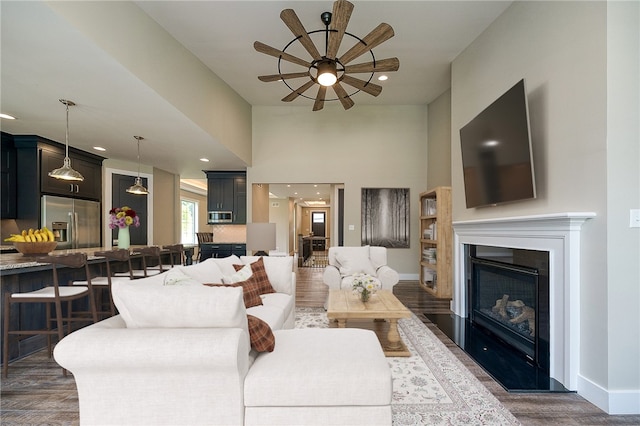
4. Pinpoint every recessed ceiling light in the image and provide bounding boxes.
[0,113,16,120]
[93,146,106,152]
[200,158,210,162]
[378,75,388,81]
